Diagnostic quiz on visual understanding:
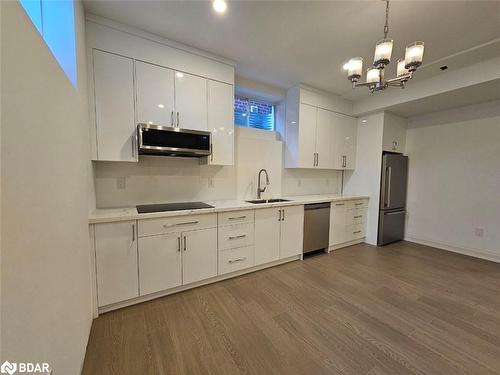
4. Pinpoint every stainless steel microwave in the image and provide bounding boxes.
[137,123,211,157]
